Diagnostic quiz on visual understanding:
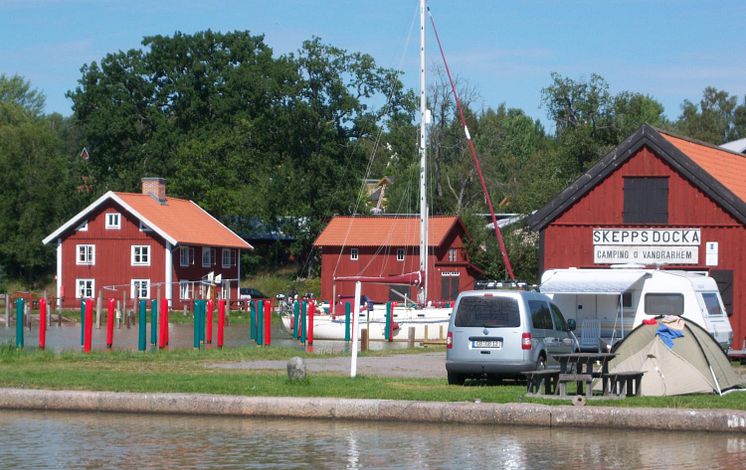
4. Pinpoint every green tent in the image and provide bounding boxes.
[608,318,742,396]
